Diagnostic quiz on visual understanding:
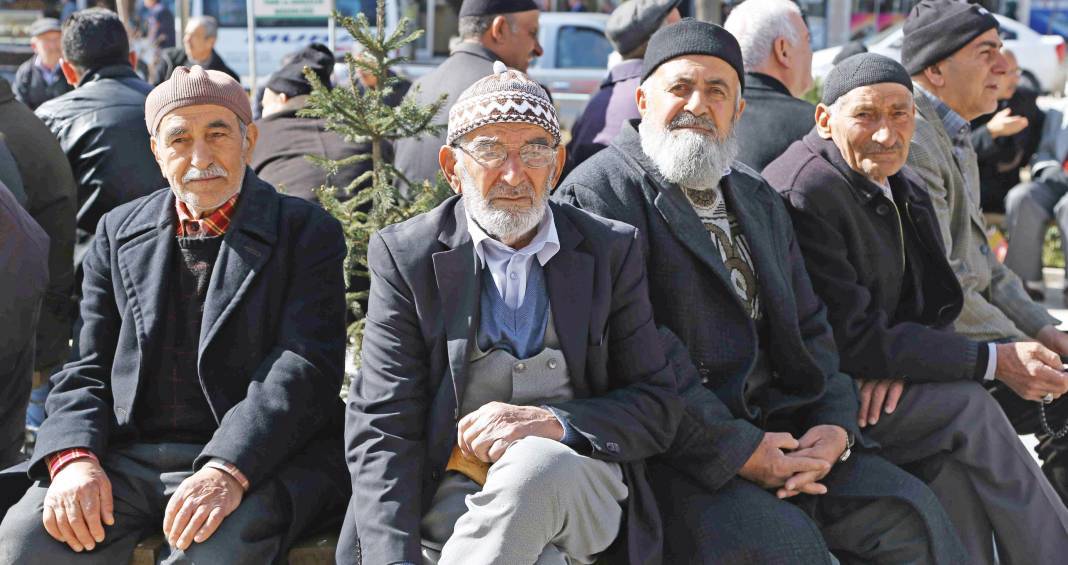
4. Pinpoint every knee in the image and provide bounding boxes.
[488,437,595,501]
[937,381,1013,441]
[1006,182,1049,216]
[0,508,64,564]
